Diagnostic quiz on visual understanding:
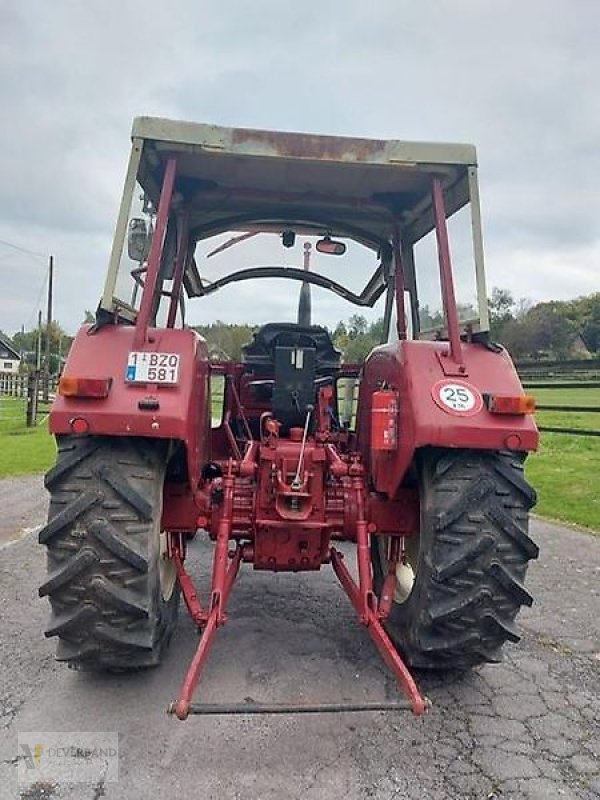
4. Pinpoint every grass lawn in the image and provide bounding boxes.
[0,396,56,477]
[532,386,600,406]
[528,384,600,533]
[527,433,599,533]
